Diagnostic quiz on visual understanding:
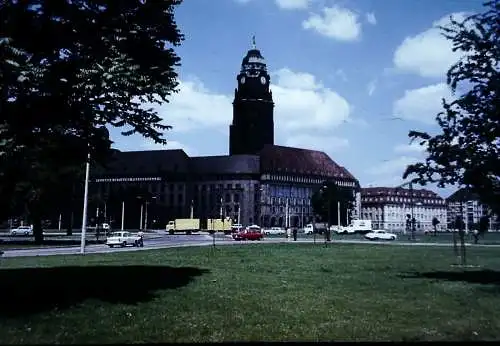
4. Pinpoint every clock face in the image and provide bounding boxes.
[240,76,246,84]
[260,76,266,85]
